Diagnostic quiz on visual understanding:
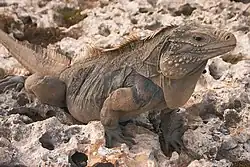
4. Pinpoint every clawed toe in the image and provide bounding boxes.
[166,136,184,154]
[104,126,136,148]
[0,75,25,92]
